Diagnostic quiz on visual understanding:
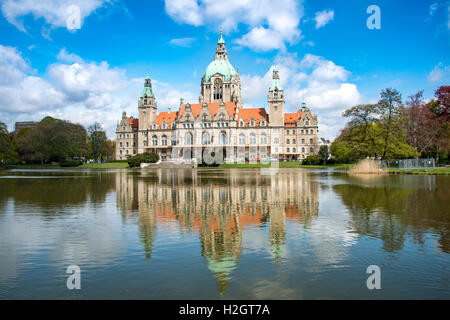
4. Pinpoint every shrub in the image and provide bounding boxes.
[128,152,159,168]
[302,155,323,165]
[60,160,83,167]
